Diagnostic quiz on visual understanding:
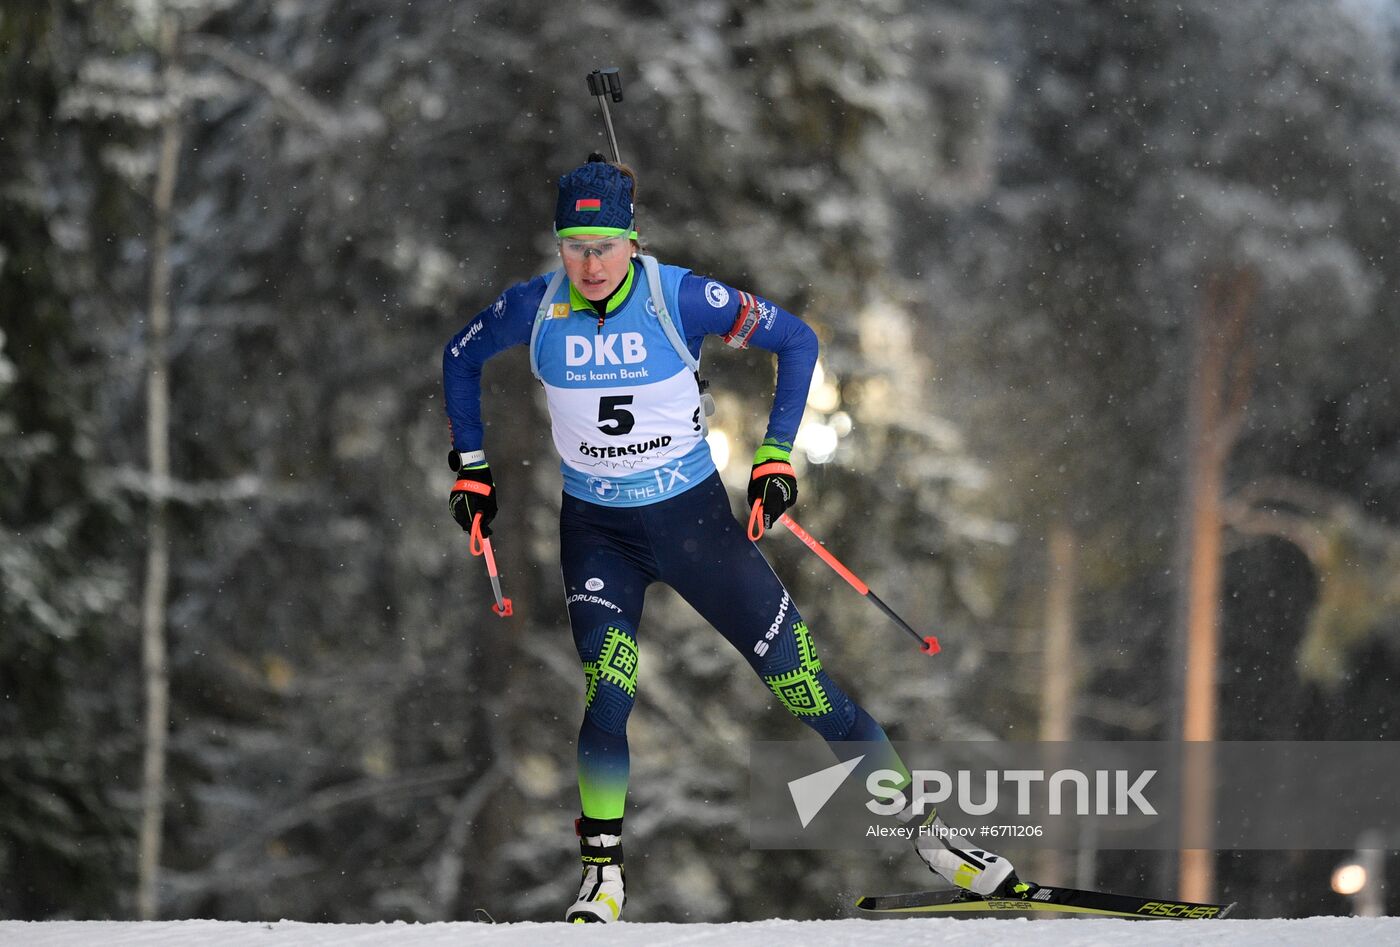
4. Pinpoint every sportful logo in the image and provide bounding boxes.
[704,281,730,308]
[450,321,485,357]
[753,591,791,657]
